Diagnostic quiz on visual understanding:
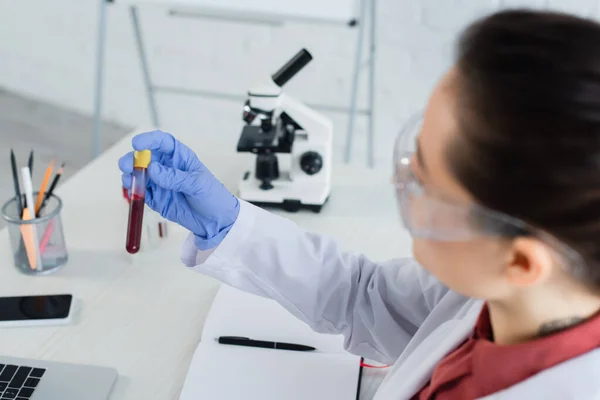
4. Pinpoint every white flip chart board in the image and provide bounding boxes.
[117,0,361,24]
